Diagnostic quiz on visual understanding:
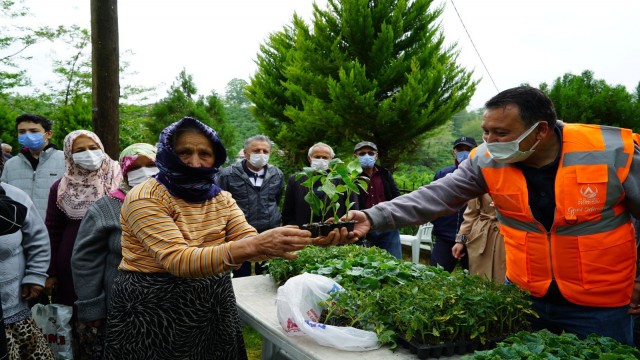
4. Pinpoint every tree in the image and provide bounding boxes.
[91,0,120,158]
[247,0,477,169]
[145,69,236,148]
[224,78,251,107]
[539,70,640,132]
